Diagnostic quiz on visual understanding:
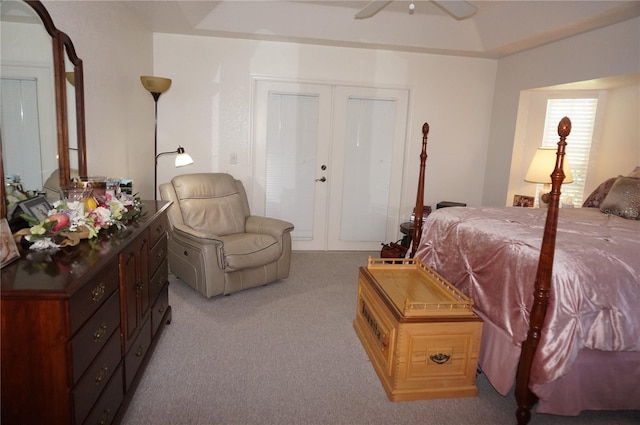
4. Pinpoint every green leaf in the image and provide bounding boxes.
[20,213,41,227]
